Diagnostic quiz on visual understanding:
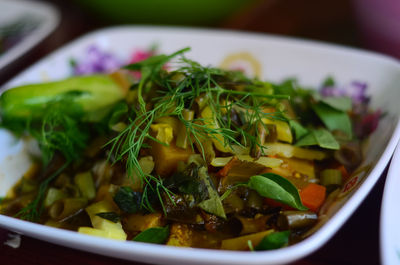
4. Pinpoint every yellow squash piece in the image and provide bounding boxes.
[80,200,127,240]
[221,229,274,250]
[262,118,293,143]
[263,142,328,160]
[150,123,174,145]
[124,213,163,232]
[150,140,193,177]
[211,155,282,168]
[201,106,231,153]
